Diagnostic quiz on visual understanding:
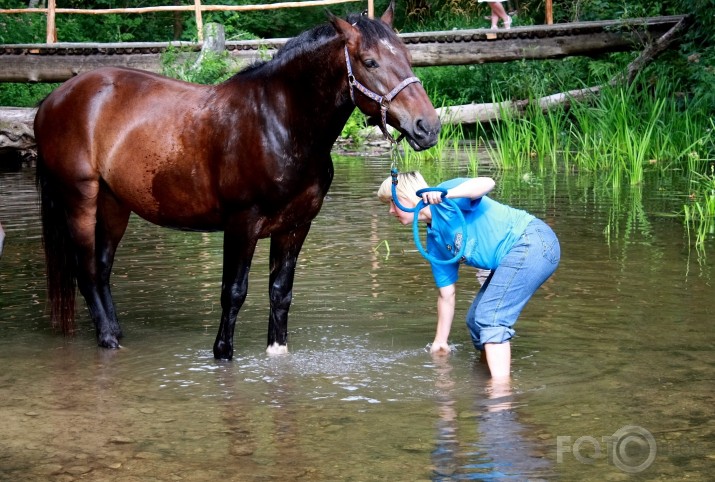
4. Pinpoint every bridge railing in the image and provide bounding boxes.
[0,0,369,44]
